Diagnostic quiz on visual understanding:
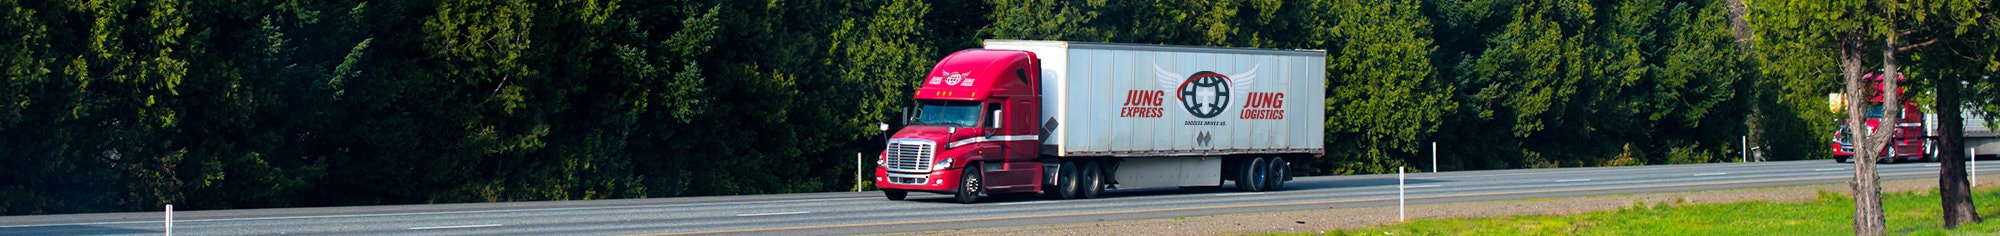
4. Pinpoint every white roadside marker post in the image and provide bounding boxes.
[1398,166,1405,222]
[856,152,863,192]
[1973,148,1978,186]
[165,204,173,236]
[1431,142,1438,173]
